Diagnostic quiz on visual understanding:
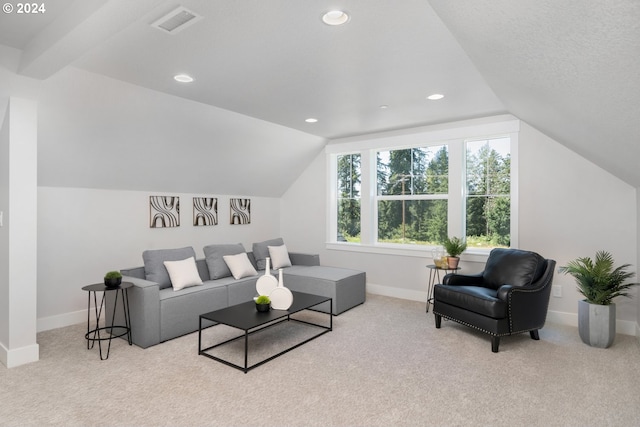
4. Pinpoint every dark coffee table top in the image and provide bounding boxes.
[200,291,330,331]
